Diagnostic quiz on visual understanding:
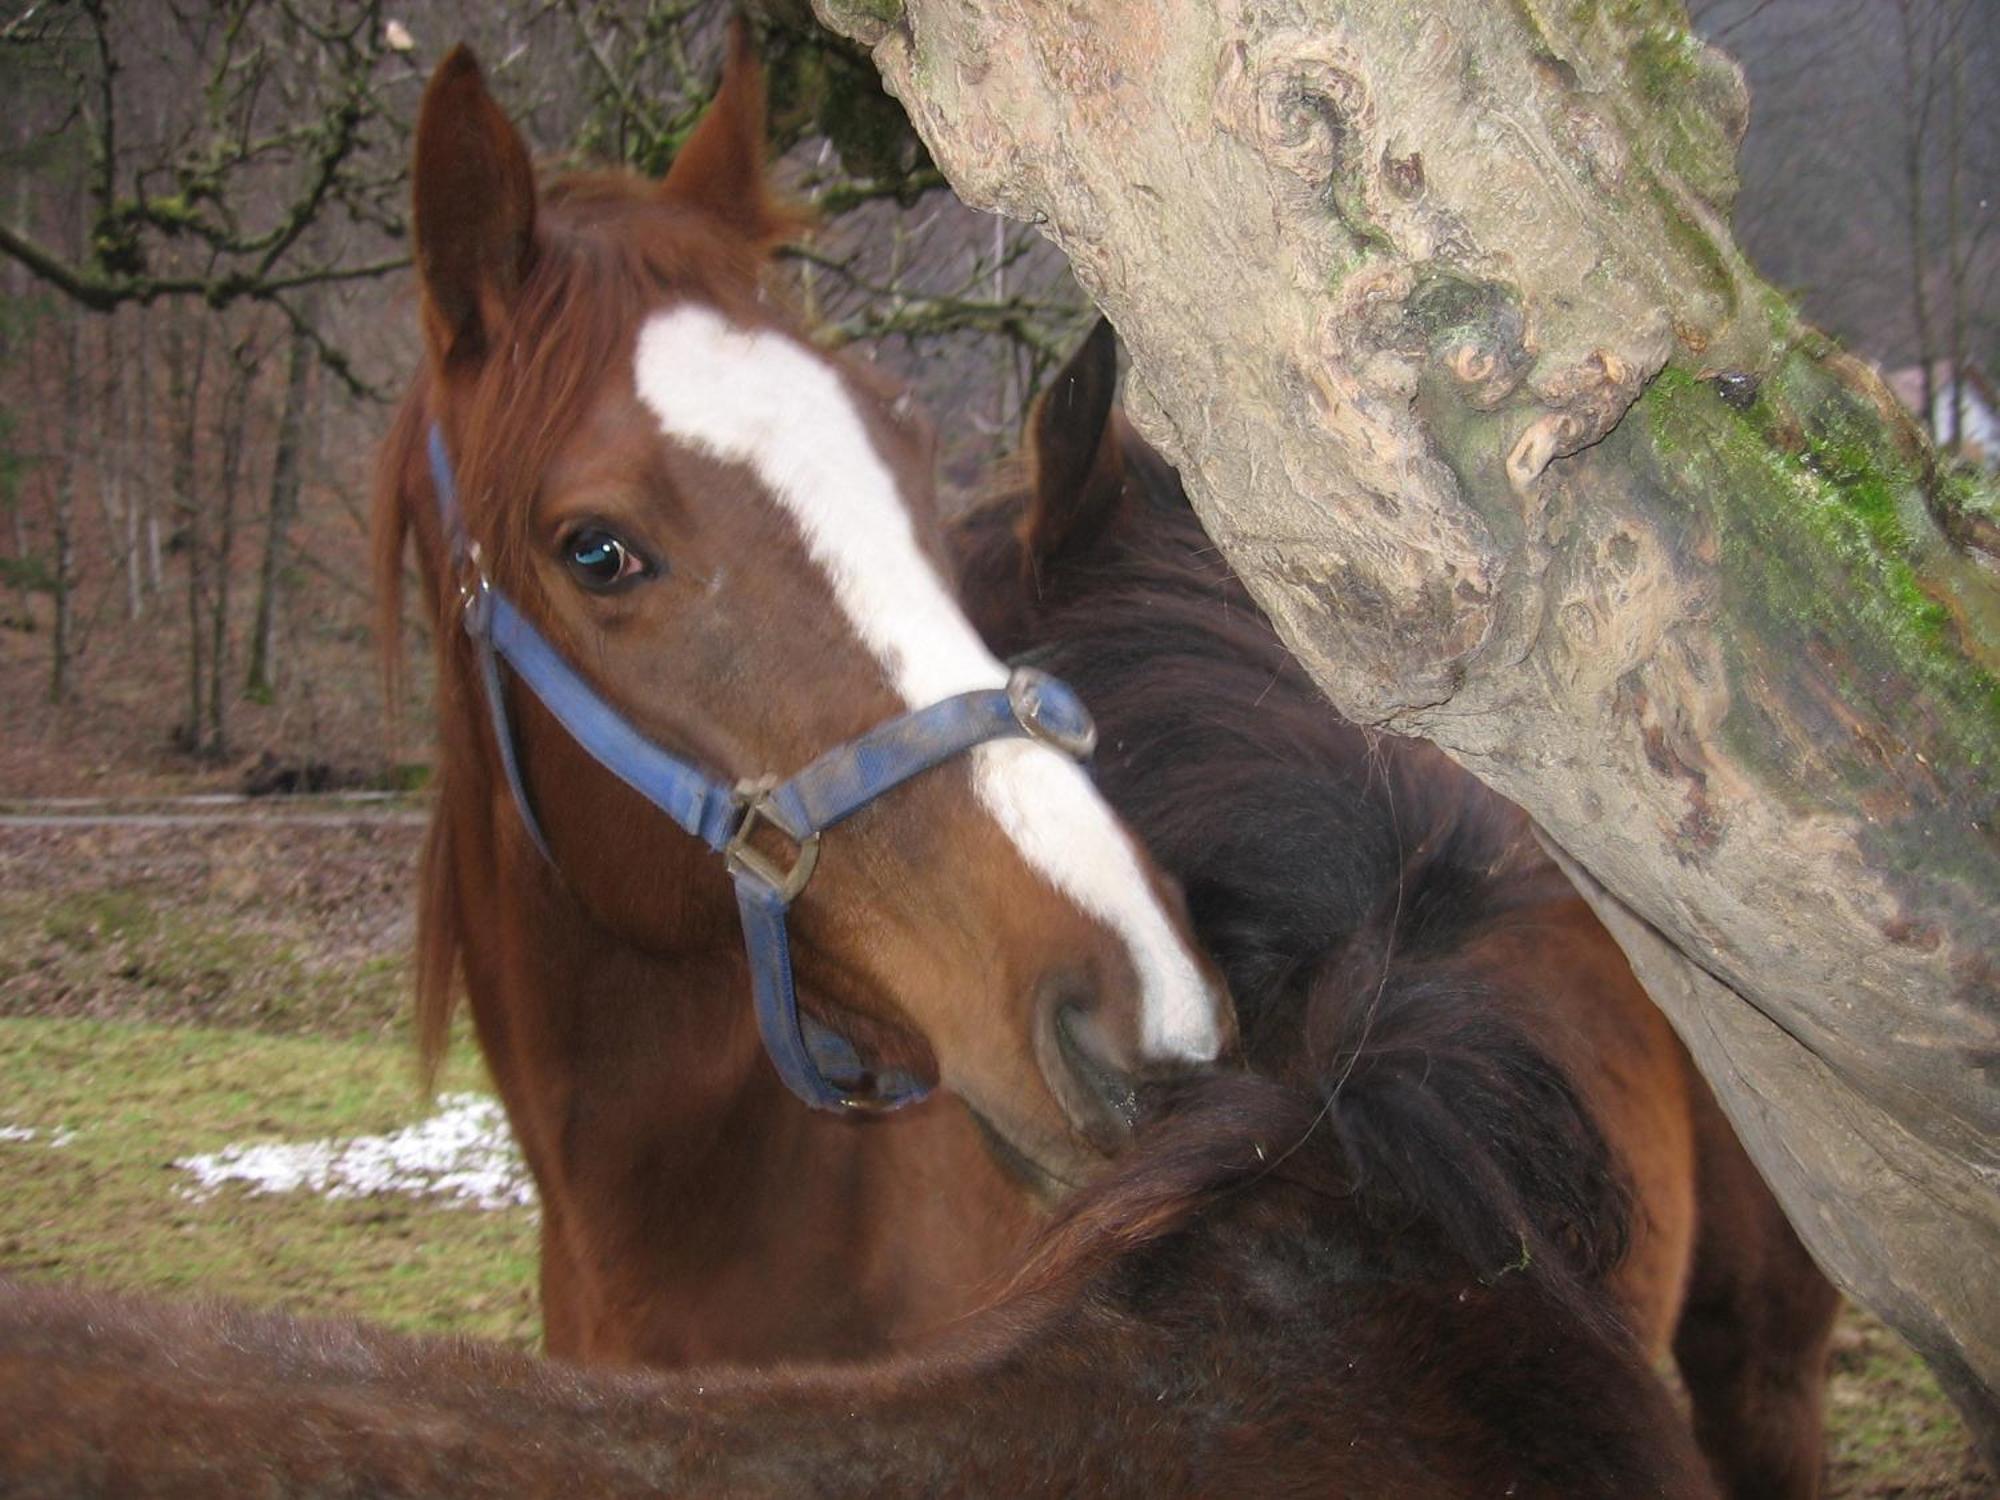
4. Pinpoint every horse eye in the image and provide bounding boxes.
[562,528,651,592]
